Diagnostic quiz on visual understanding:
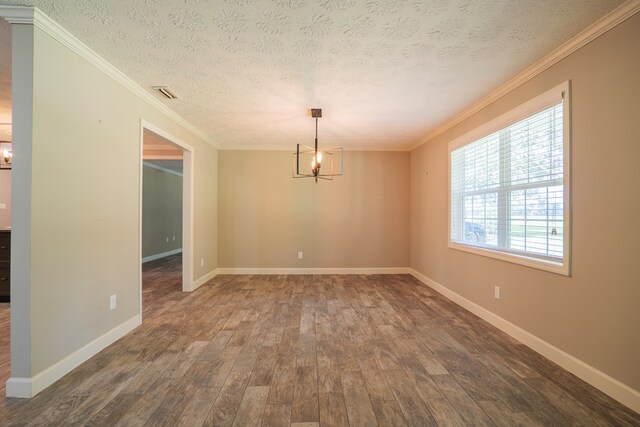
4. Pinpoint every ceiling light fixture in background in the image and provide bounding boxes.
[0,142,11,169]
[293,108,343,183]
